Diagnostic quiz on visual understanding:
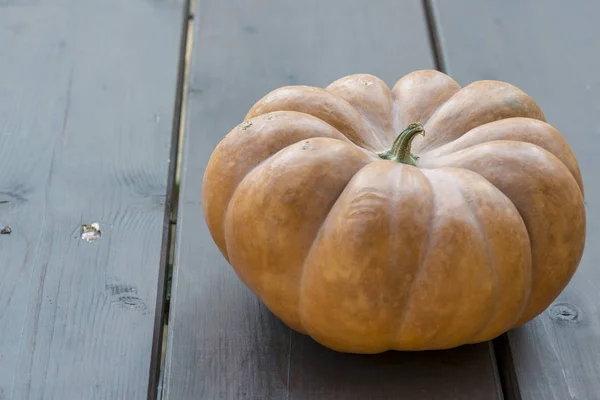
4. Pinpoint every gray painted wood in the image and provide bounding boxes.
[165,0,503,398]
[431,1,600,399]
[0,0,184,398]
